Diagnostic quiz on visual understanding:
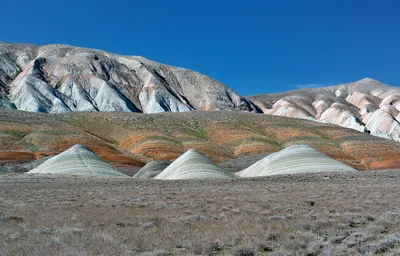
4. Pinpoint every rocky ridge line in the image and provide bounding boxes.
[0,43,258,114]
